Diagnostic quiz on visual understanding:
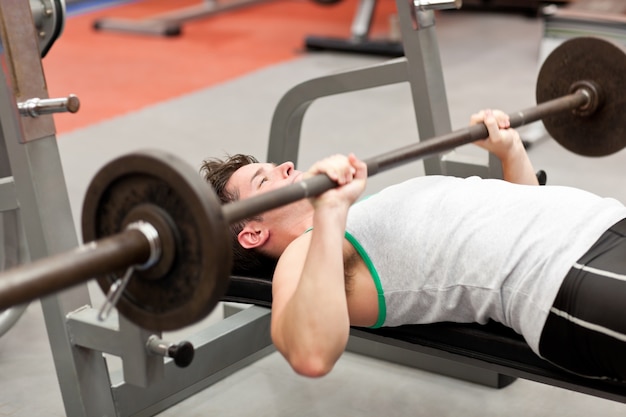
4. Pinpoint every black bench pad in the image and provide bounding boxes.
[224,275,626,403]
